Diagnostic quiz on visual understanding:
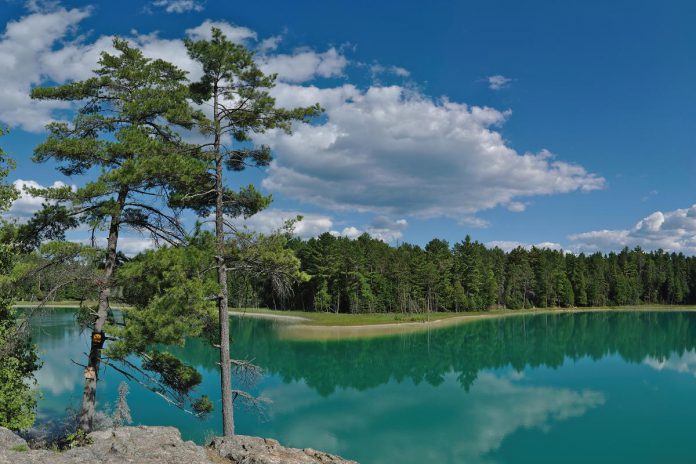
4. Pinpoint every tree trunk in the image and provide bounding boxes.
[79,185,128,432]
[214,85,235,437]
